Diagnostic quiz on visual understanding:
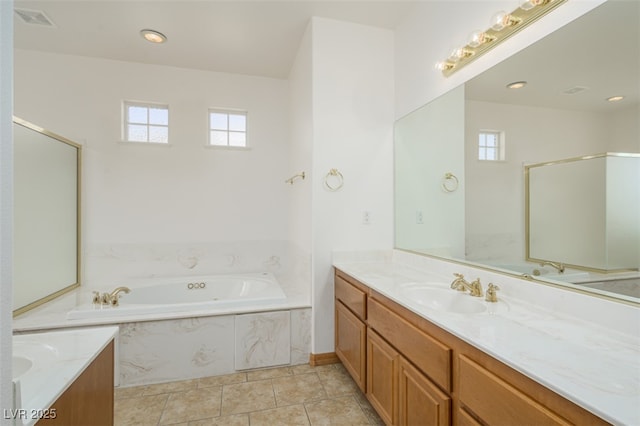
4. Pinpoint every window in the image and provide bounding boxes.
[208,109,247,148]
[478,130,505,161]
[123,101,169,143]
